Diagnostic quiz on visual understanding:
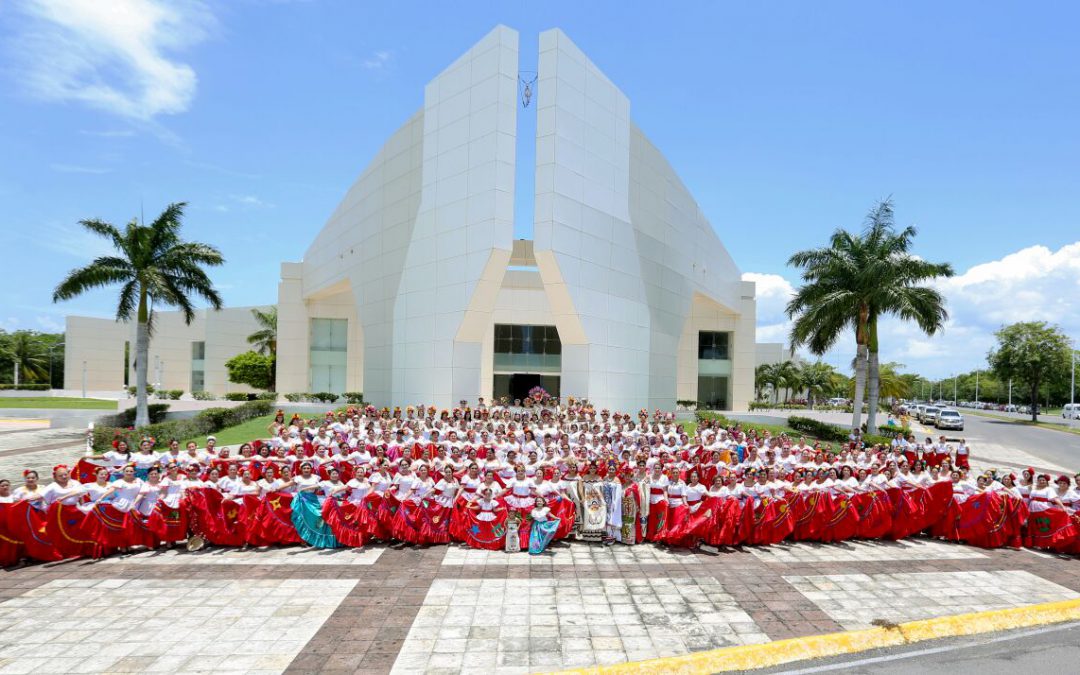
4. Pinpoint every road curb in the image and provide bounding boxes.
[549,597,1080,674]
